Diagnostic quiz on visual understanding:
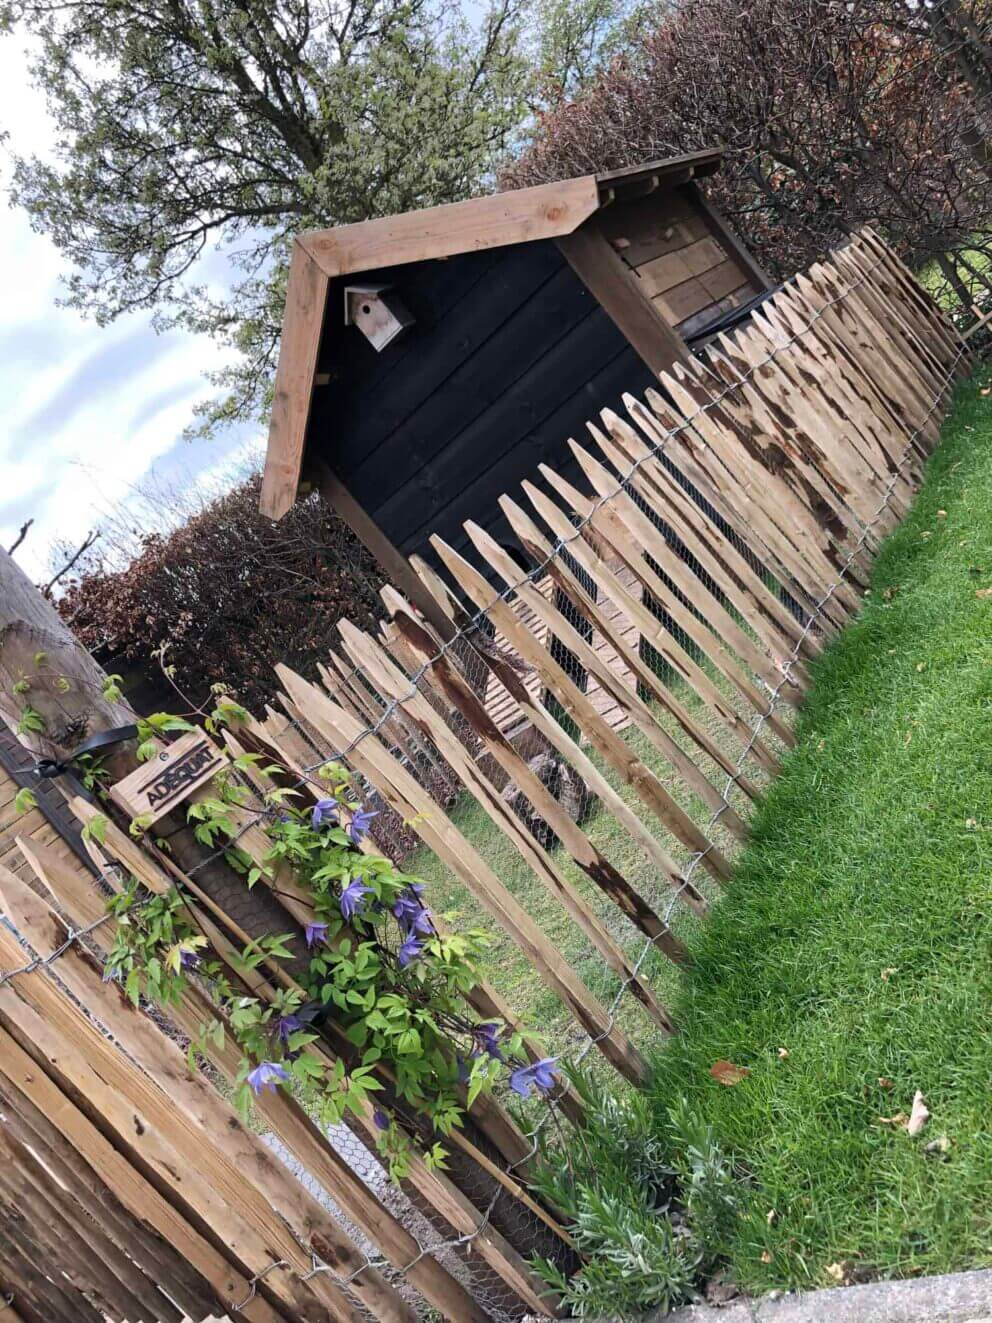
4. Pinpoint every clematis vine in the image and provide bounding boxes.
[247,1061,290,1095]
[105,754,559,1184]
[509,1057,559,1098]
[398,934,424,968]
[311,797,339,830]
[305,921,329,949]
[339,876,373,922]
[347,807,378,844]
